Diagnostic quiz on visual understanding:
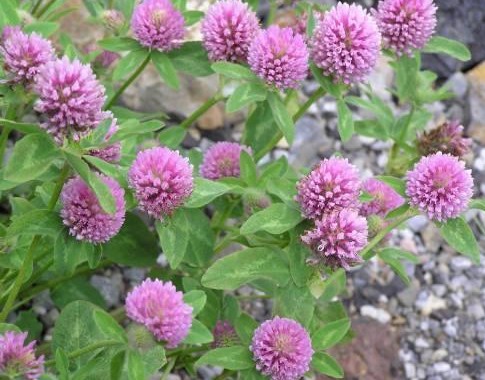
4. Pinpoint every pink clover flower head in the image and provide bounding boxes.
[125,278,193,348]
[131,0,185,51]
[34,56,106,143]
[0,331,44,380]
[311,2,381,84]
[60,174,126,244]
[212,320,239,348]
[302,208,368,269]
[296,156,361,220]
[128,147,193,219]
[373,0,437,56]
[200,141,252,180]
[248,25,309,90]
[361,178,405,217]
[418,120,472,158]
[250,316,313,380]
[201,0,260,62]
[0,26,55,84]
[88,112,122,164]
[406,152,473,222]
